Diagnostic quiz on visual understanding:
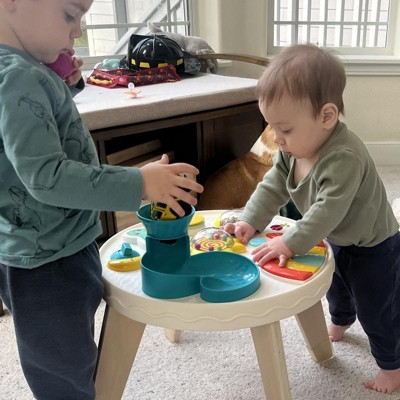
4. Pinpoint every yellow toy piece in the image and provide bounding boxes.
[231,241,247,254]
[308,246,326,255]
[190,213,205,226]
[150,200,193,221]
[107,256,141,272]
[214,215,222,227]
[286,259,320,274]
[150,202,178,220]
